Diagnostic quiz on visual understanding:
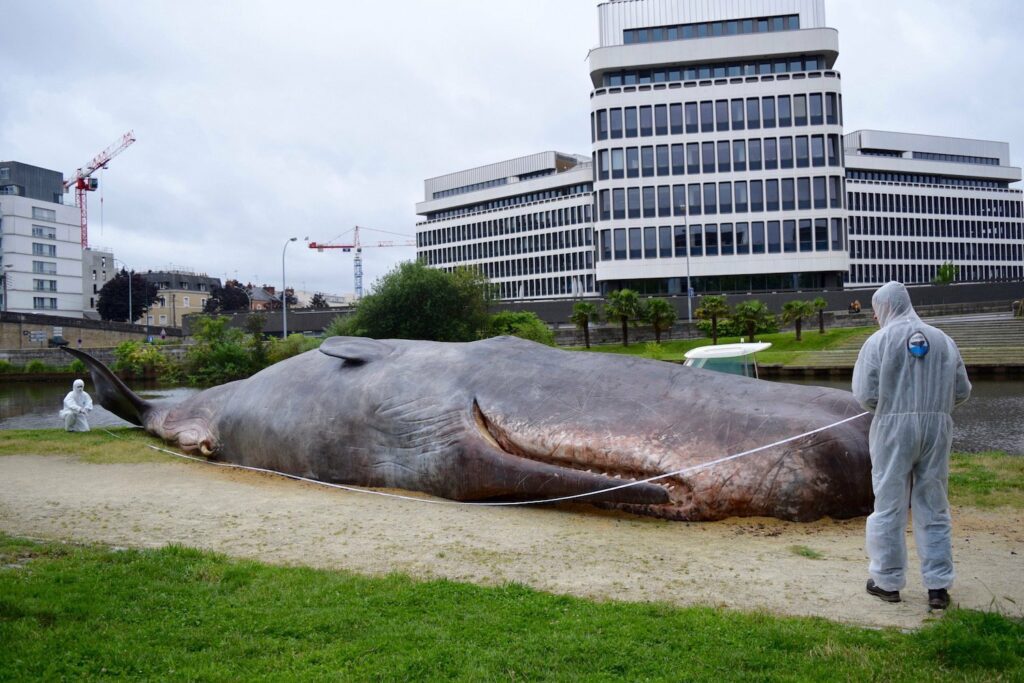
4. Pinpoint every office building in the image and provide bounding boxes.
[845,130,1023,286]
[0,161,84,317]
[415,152,597,300]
